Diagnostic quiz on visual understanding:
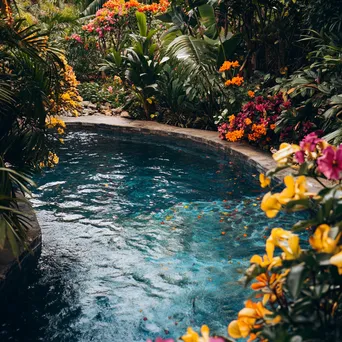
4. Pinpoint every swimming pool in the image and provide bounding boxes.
[0,129,301,342]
